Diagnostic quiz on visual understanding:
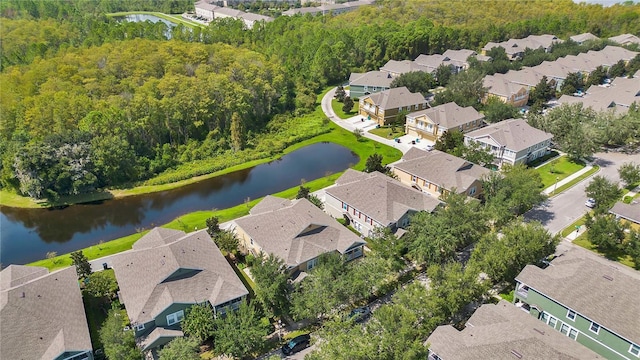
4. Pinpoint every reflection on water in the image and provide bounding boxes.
[0,143,358,265]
